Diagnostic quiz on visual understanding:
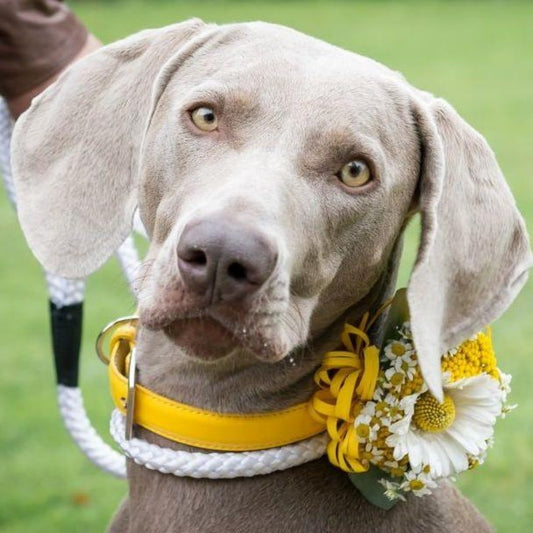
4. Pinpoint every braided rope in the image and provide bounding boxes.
[110,409,327,479]
[58,386,127,478]
[45,273,86,307]
[0,99,16,207]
